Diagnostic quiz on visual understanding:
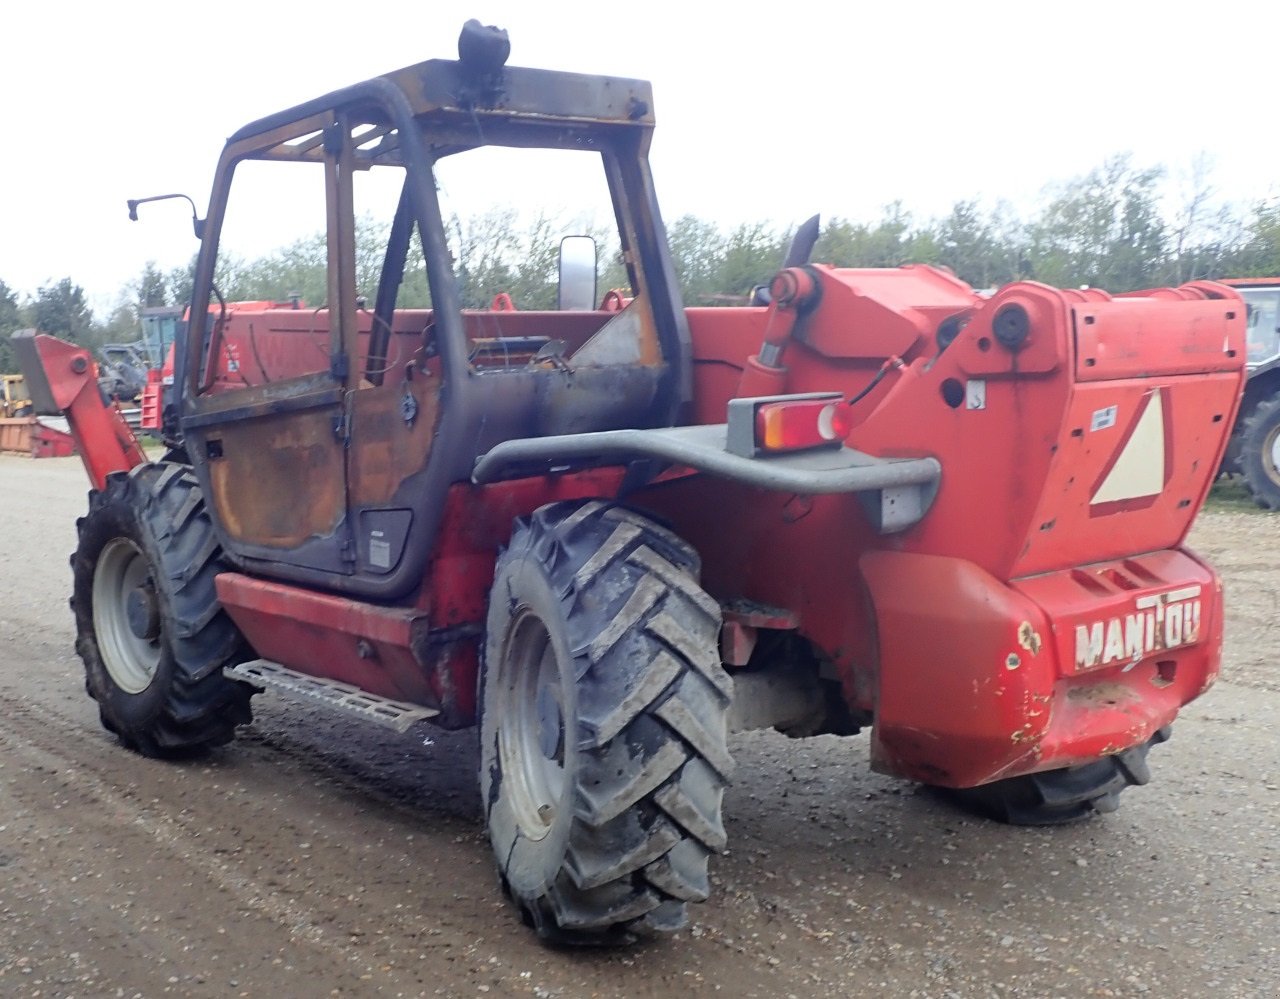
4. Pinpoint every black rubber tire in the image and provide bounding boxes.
[944,727,1171,826]
[481,500,732,945]
[72,462,254,756]
[1239,395,1280,511]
